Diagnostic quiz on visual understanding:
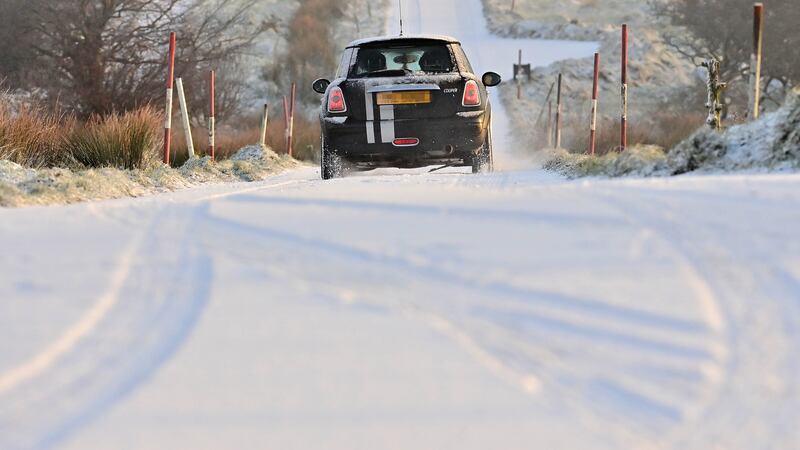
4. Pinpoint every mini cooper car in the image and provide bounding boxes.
[312,34,502,179]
